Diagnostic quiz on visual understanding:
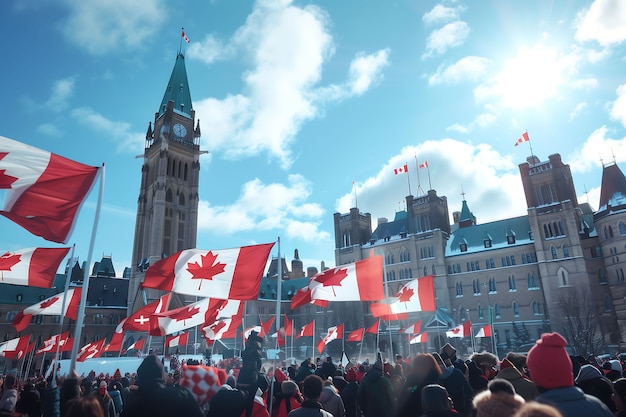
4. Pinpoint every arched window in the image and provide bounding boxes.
[562,245,569,257]
[494,304,501,319]
[508,275,516,291]
[178,192,185,206]
[513,302,519,317]
[423,267,427,276]
[456,282,463,297]
[532,300,543,315]
[543,224,550,239]
[558,268,569,286]
[478,304,484,319]
[489,277,497,293]
[620,221,626,236]
[599,268,607,284]
[165,188,173,202]
[551,246,558,259]
[528,272,539,289]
